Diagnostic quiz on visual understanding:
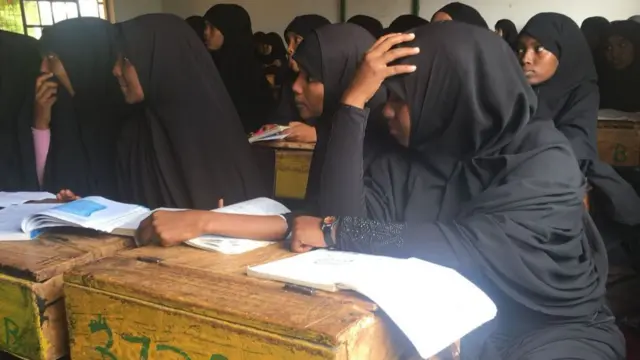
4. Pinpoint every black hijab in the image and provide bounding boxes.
[185,16,205,43]
[521,14,640,227]
[348,15,384,38]
[495,19,518,49]
[0,30,40,191]
[293,23,389,211]
[598,20,640,112]
[261,32,287,65]
[581,17,609,52]
[284,15,331,40]
[37,18,127,198]
[203,4,273,132]
[385,15,429,34]
[370,23,618,357]
[434,2,488,28]
[115,14,266,209]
